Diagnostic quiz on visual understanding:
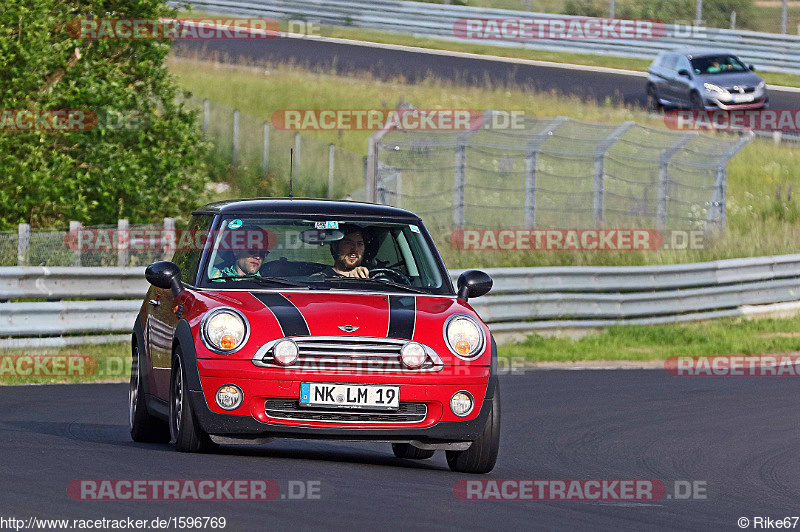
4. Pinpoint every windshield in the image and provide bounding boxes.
[198,216,450,295]
[691,55,747,75]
